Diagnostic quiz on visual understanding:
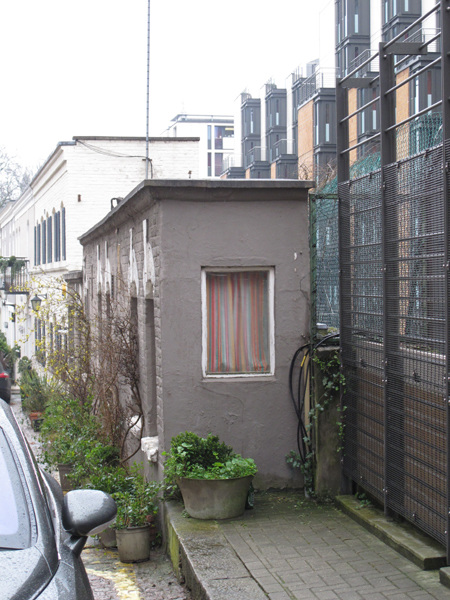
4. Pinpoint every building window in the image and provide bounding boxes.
[214,153,223,177]
[36,224,41,265]
[355,0,359,33]
[207,153,212,177]
[207,125,212,150]
[343,0,347,36]
[42,221,47,265]
[47,216,52,263]
[202,269,274,377]
[214,126,223,150]
[62,207,66,260]
[325,104,330,142]
[54,211,60,261]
